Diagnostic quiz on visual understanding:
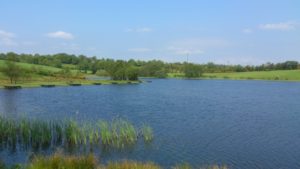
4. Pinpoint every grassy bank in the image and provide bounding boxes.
[0,60,140,88]
[0,152,228,169]
[168,69,300,81]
